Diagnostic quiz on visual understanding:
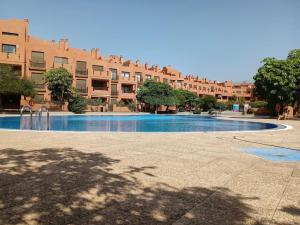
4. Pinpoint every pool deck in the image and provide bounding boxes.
[0,114,299,225]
